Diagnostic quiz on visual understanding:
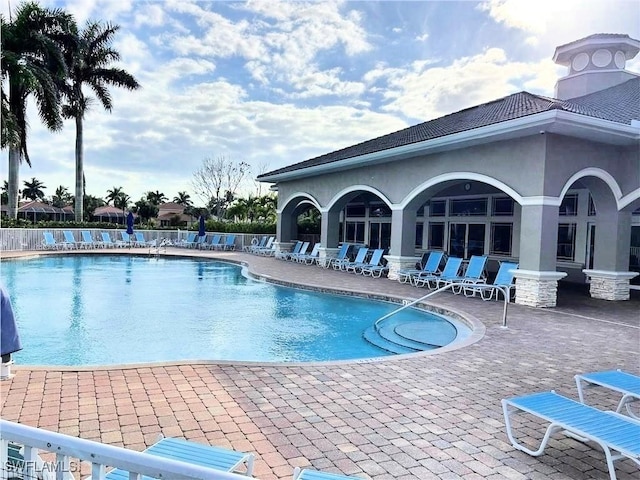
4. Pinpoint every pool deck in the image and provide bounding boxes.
[1,247,639,479]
